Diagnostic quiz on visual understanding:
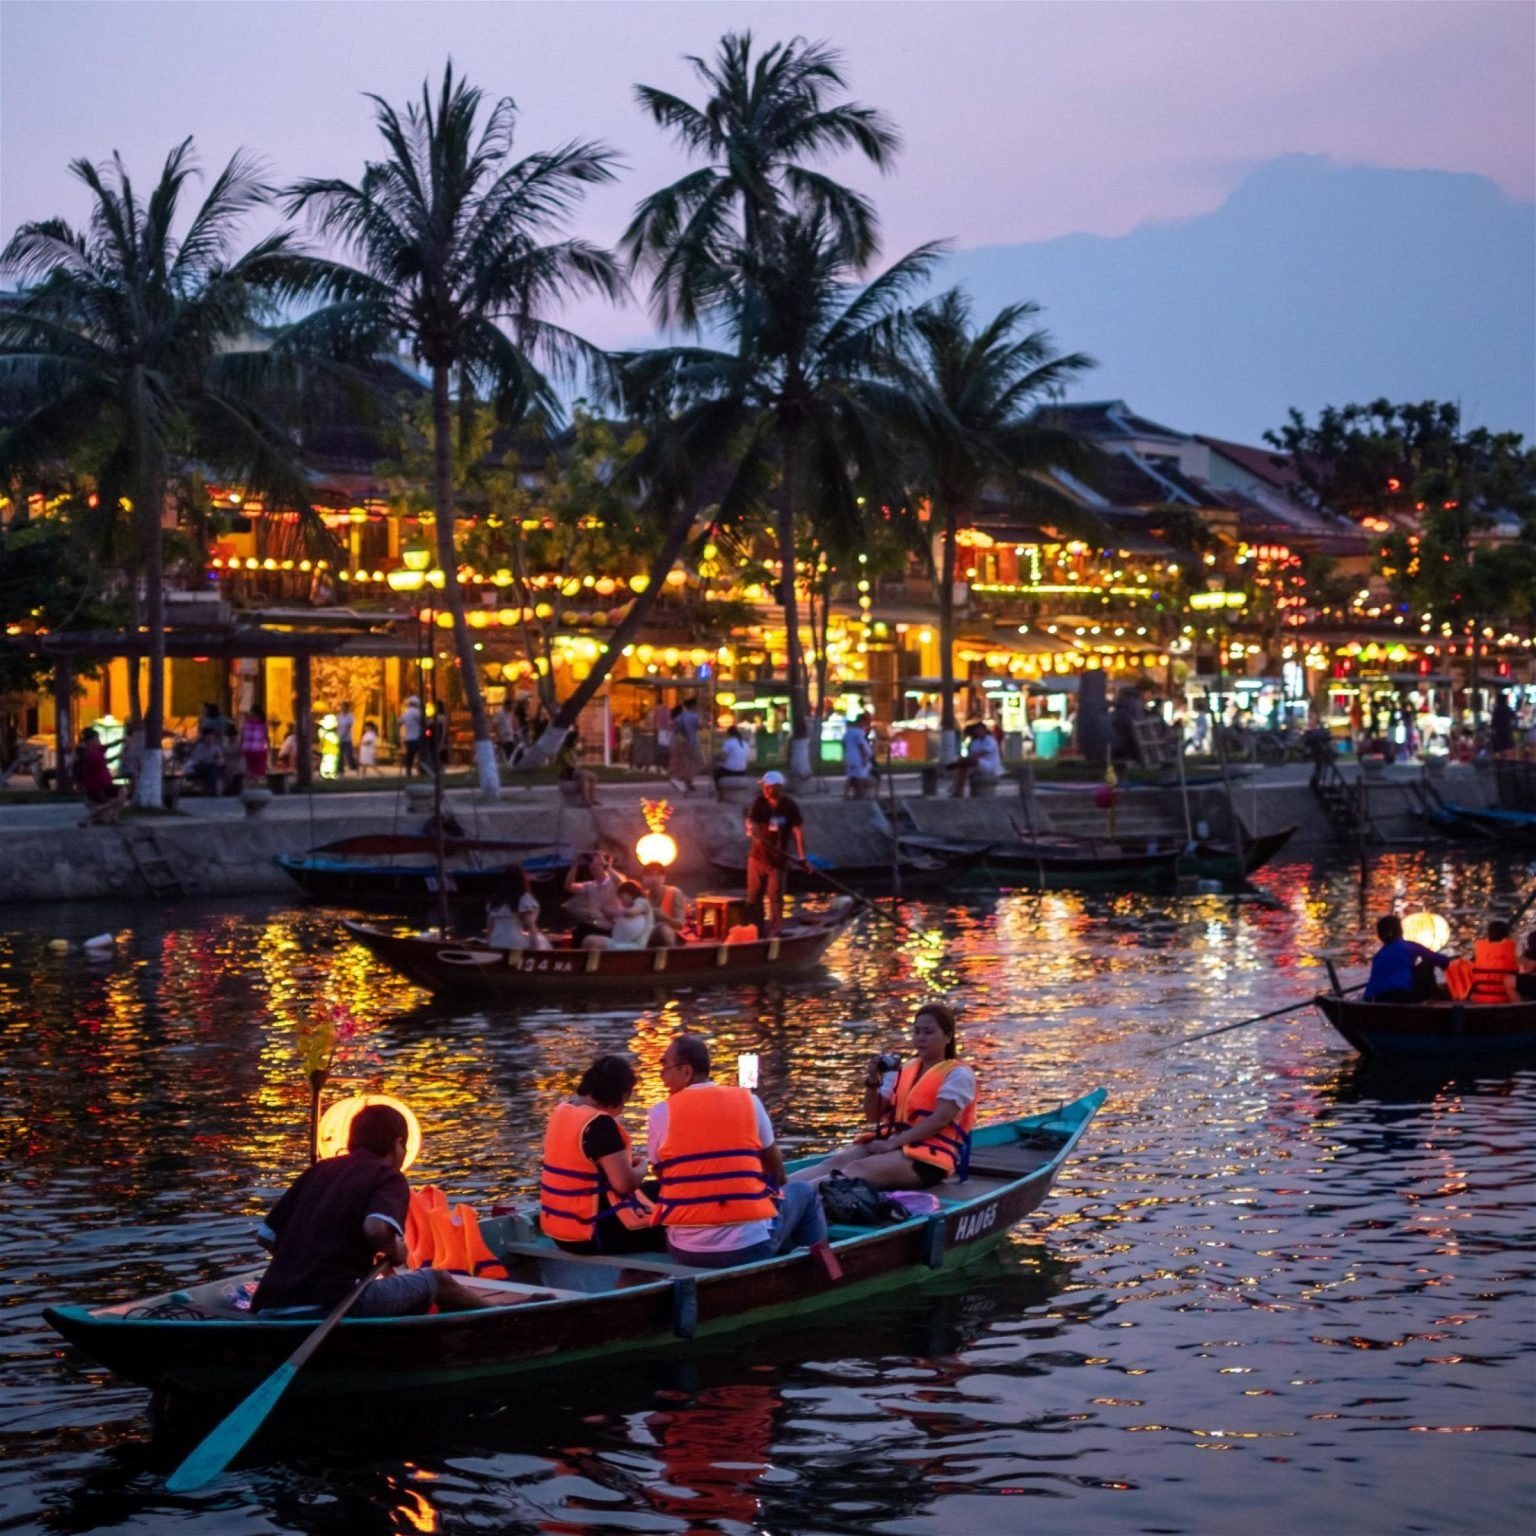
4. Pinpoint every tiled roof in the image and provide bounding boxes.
[1034,399,1188,443]
[1195,434,1299,489]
